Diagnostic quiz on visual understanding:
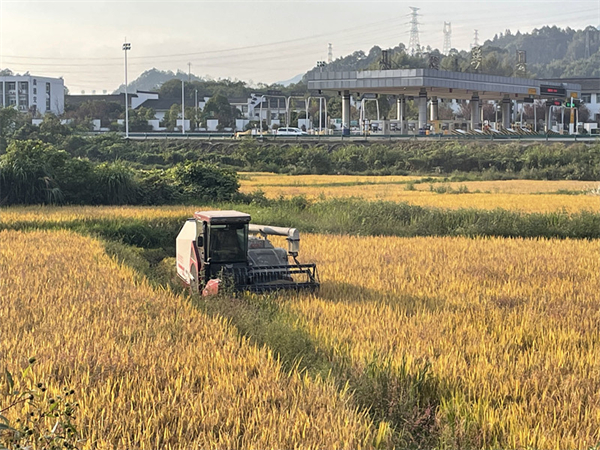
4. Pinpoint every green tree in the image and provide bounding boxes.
[129,106,156,132]
[0,107,20,153]
[161,104,181,131]
[64,100,123,128]
[200,94,237,129]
